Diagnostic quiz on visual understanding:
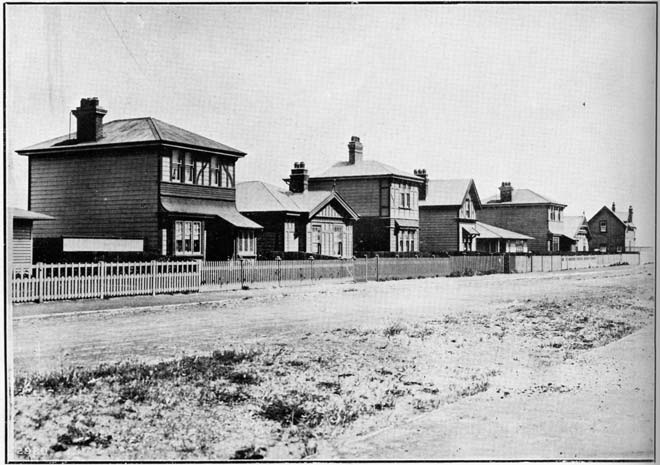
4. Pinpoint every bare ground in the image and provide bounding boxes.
[9,265,655,460]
